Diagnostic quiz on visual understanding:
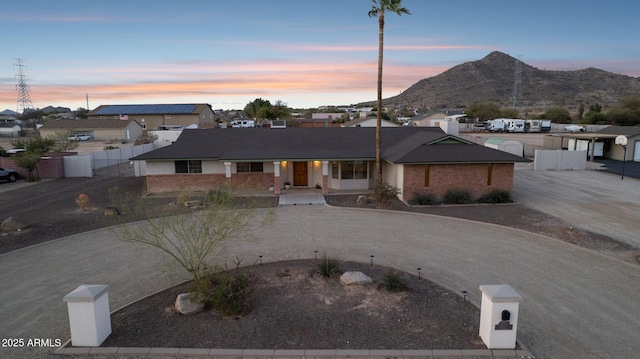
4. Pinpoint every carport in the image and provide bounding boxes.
[561,133,619,162]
